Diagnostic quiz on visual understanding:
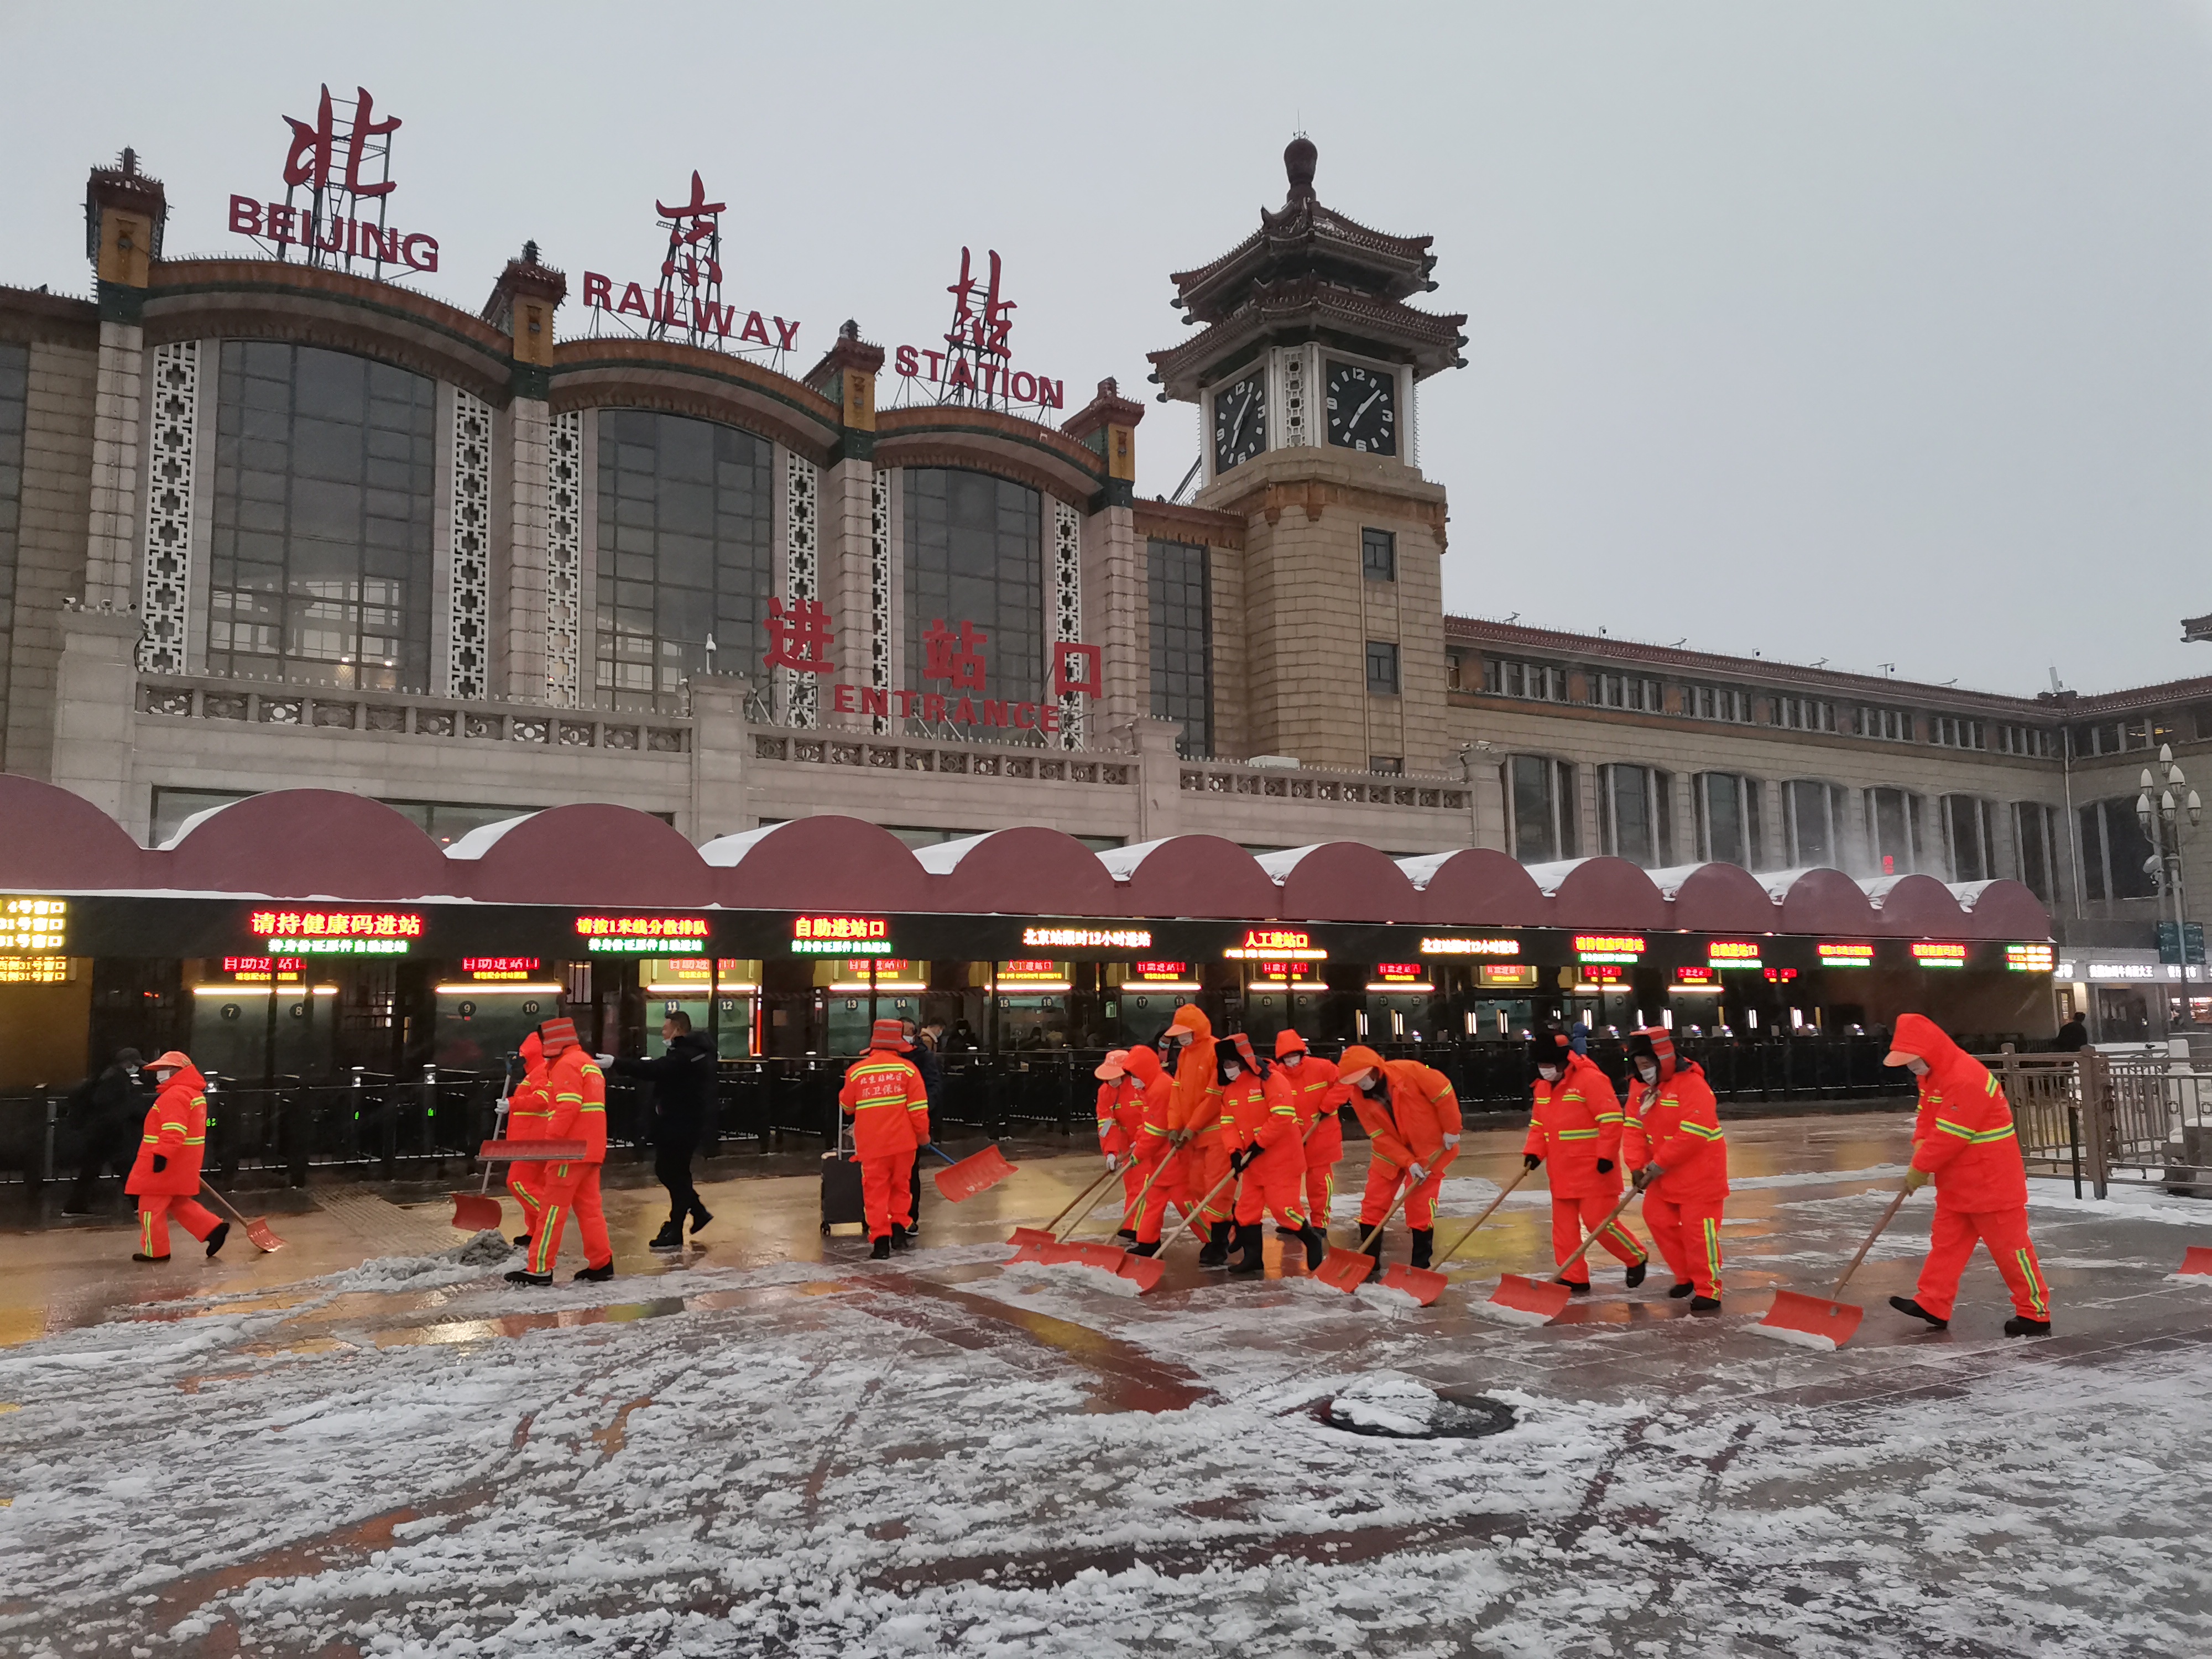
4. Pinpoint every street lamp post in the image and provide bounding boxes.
[2136,744,2203,999]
